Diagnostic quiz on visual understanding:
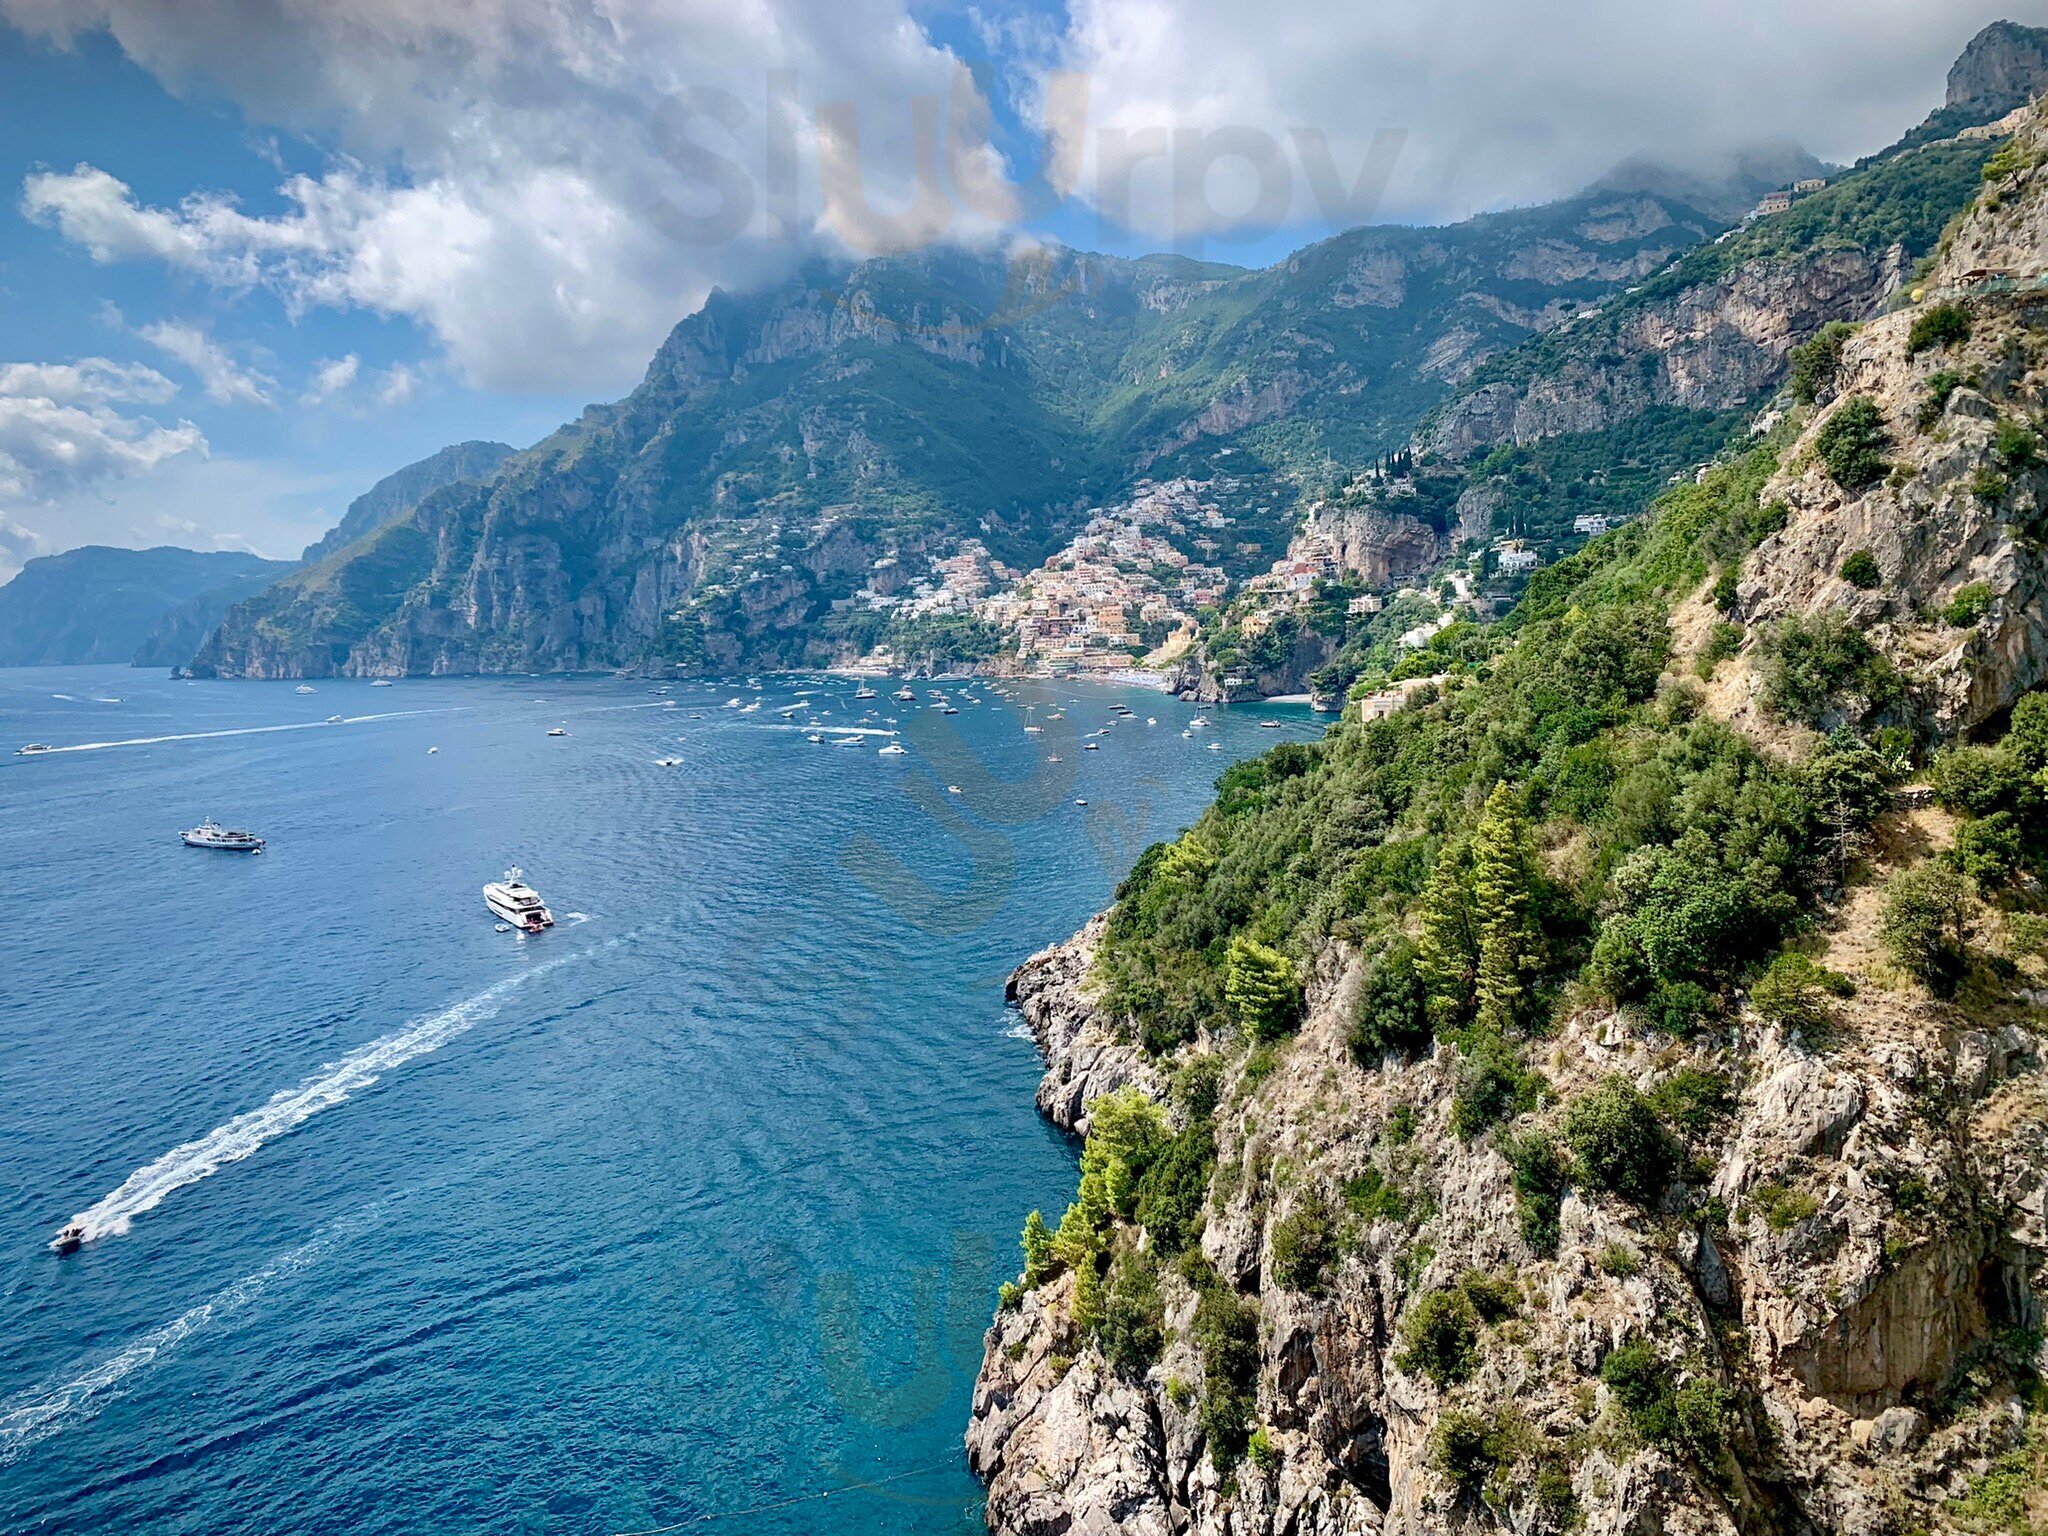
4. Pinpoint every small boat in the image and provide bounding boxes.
[1146,718,1157,726]
[50,1222,85,1255]
[181,819,266,852]
[371,679,393,688]
[1074,798,1088,806]
[1047,754,1062,762]
[1206,741,1223,751]
[855,685,879,700]
[1189,716,1210,729]
[1084,742,1100,751]
[1259,720,1281,729]
[483,868,554,932]
[947,784,963,795]
[807,732,826,744]
[940,706,959,715]
[296,684,317,695]
[1023,725,1043,735]
[655,756,684,767]
[428,747,440,754]
[16,743,53,755]
[547,727,569,737]
[894,688,917,702]
[326,715,345,724]
[878,743,908,757]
